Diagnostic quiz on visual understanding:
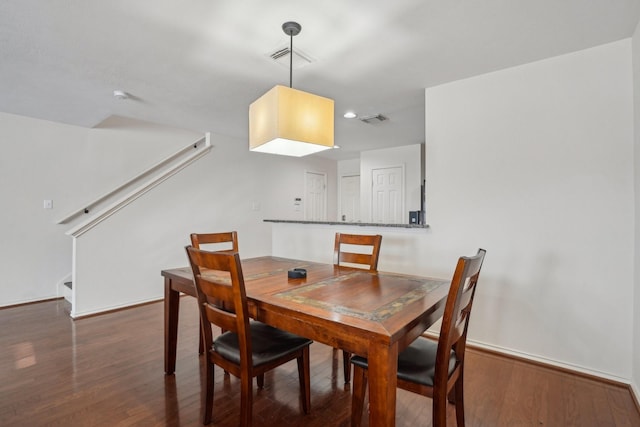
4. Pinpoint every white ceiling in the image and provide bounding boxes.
[1,1,639,160]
